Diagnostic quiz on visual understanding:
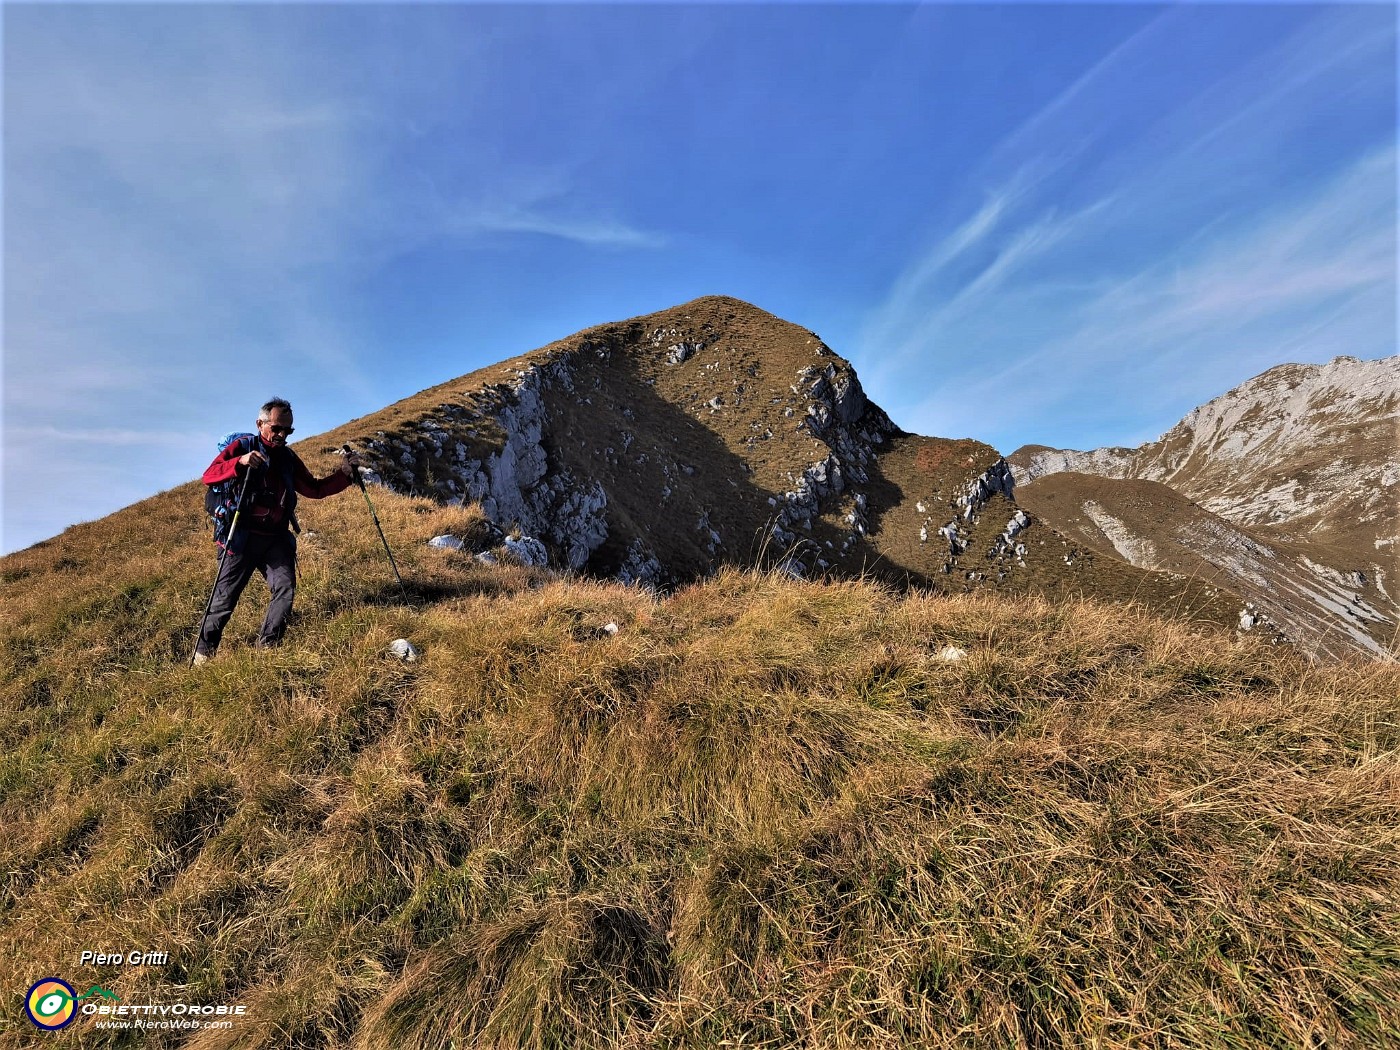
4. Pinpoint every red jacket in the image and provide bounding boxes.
[203,437,352,534]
